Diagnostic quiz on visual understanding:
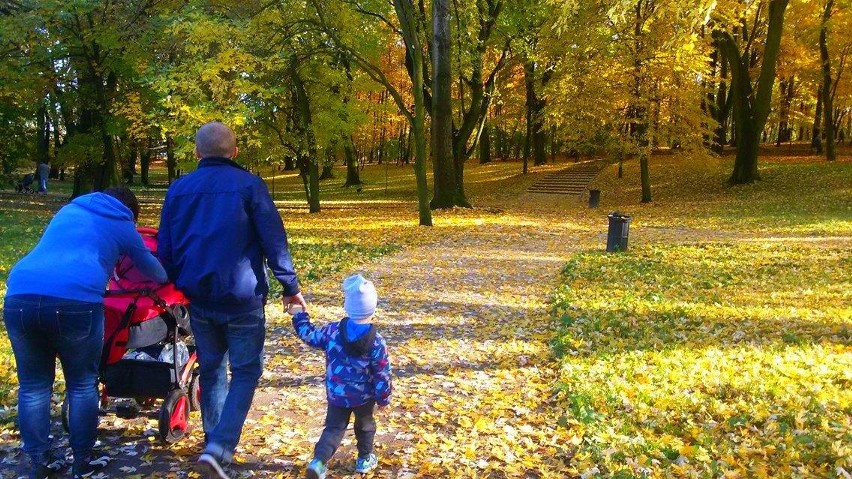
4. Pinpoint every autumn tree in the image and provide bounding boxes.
[508,0,555,172]
[547,0,712,202]
[714,0,790,184]
[814,0,852,160]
